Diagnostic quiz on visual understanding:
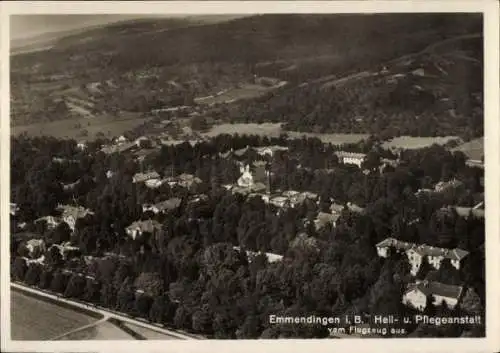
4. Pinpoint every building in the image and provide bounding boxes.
[346,202,365,214]
[434,179,464,193]
[453,206,485,220]
[375,238,469,275]
[57,204,94,231]
[314,212,340,231]
[142,198,182,214]
[10,203,20,216]
[50,242,80,260]
[402,280,463,311]
[101,141,136,155]
[77,141,87,151]
[126,220,163,240]
[255,145,289,157]
[133,171,160,184]
[335,151,366,168]
[144,178,164,189]
[233,246,283,264]
[236,164,270,194]
[61,180,80,191]
[25,239,46,257]
[34,215,61,230]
